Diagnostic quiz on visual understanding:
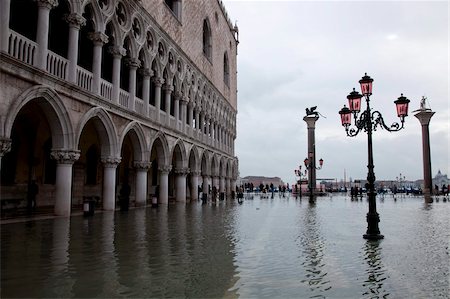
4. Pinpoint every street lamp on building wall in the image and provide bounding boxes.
[338,73,410,240]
